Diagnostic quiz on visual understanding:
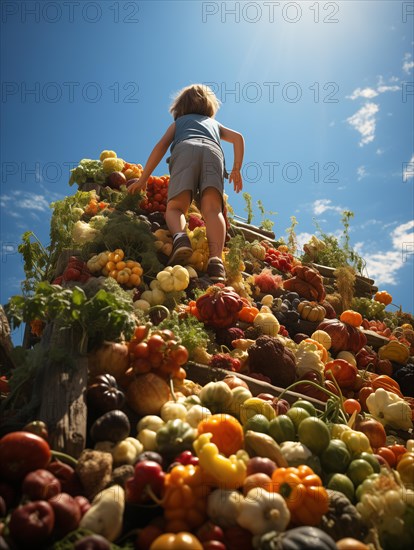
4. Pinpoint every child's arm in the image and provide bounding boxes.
[220,126,244,193]
[128,123,175,194]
